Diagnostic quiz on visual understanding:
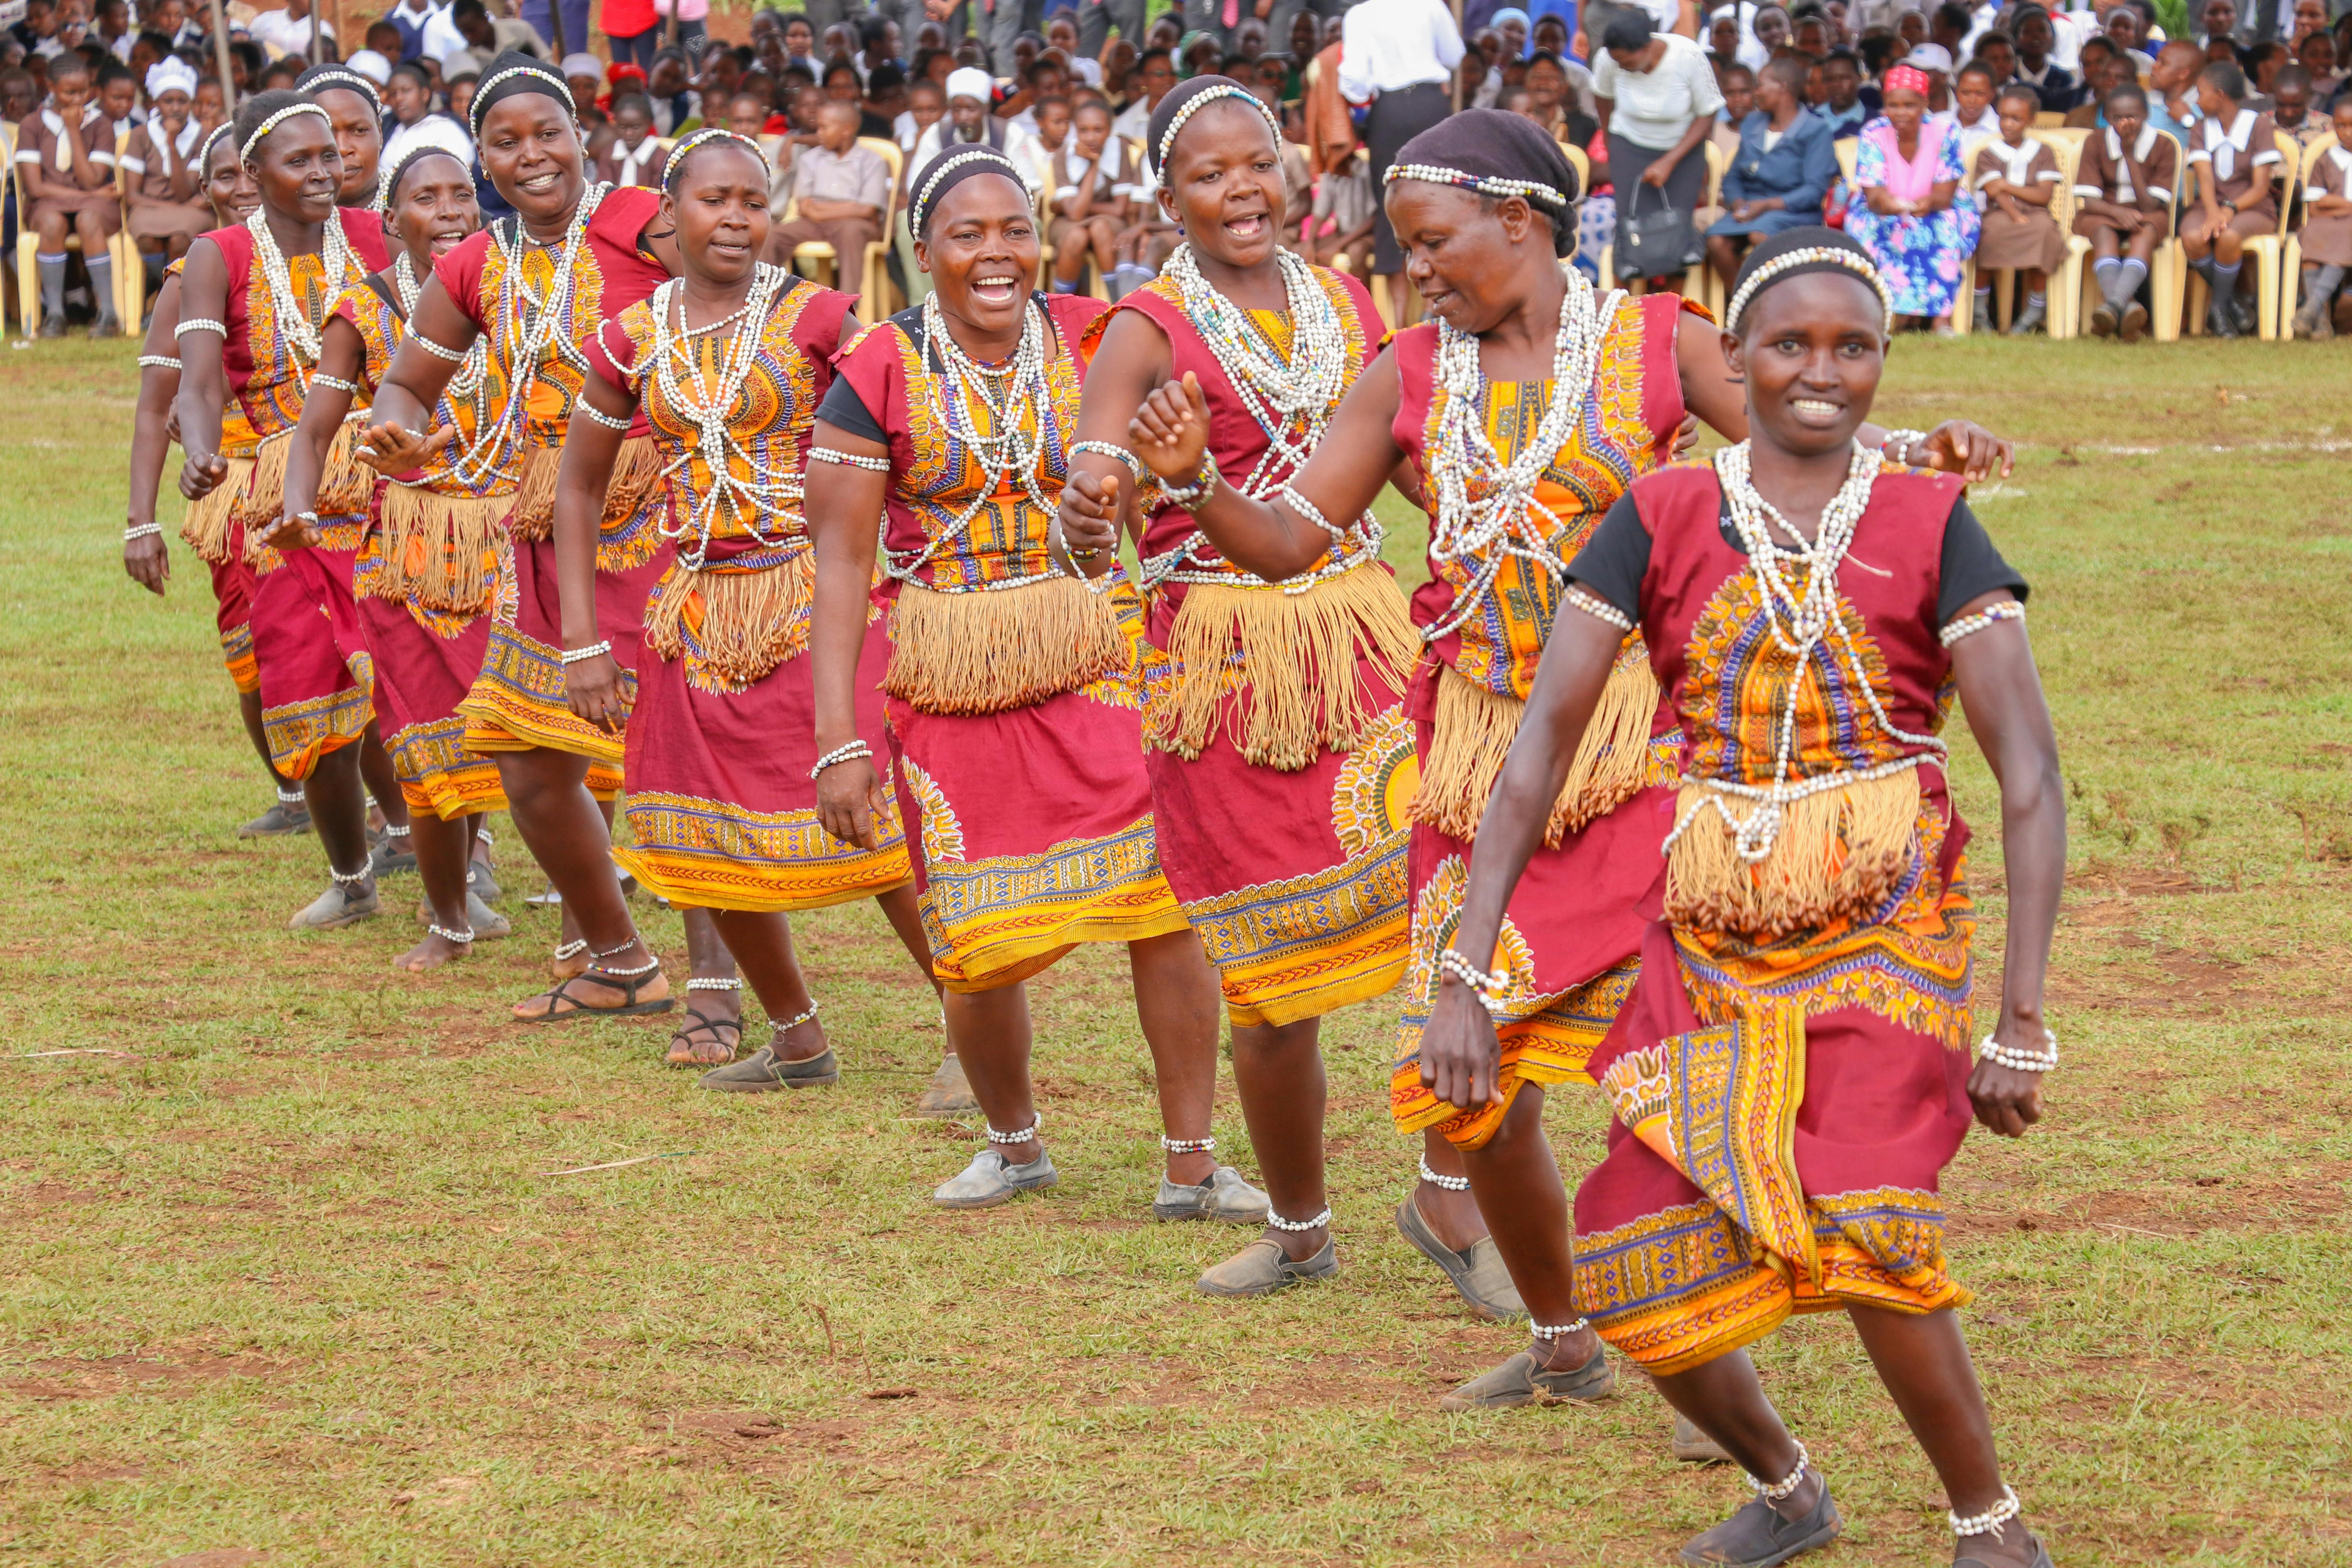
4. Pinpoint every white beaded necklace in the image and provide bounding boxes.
[448,181,613,490]
[647,263,806,568]
[244,208,359,370]
[886,290,1070,594]
[1420,266,1621,644]
[1661,439,1948,867]
[1146,243,1377,597]
[392,249,488,404]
